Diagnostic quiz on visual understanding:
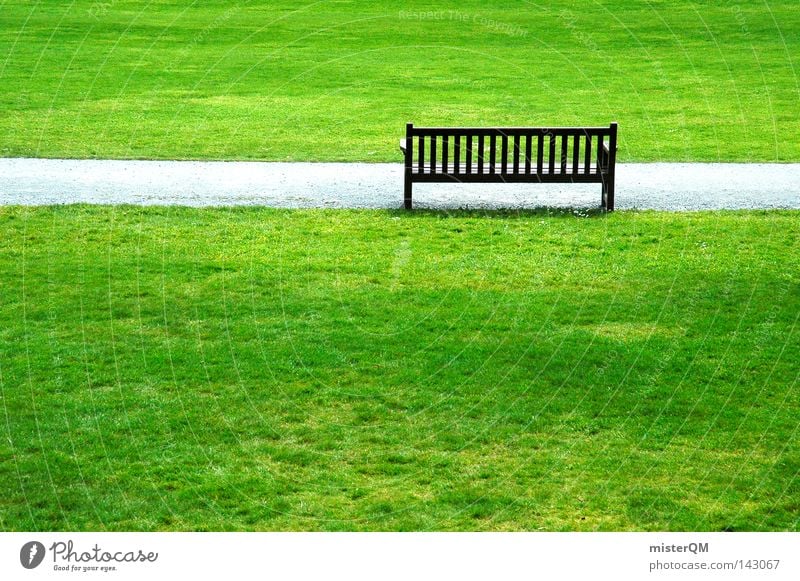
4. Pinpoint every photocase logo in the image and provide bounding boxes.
[20,541,46,569]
